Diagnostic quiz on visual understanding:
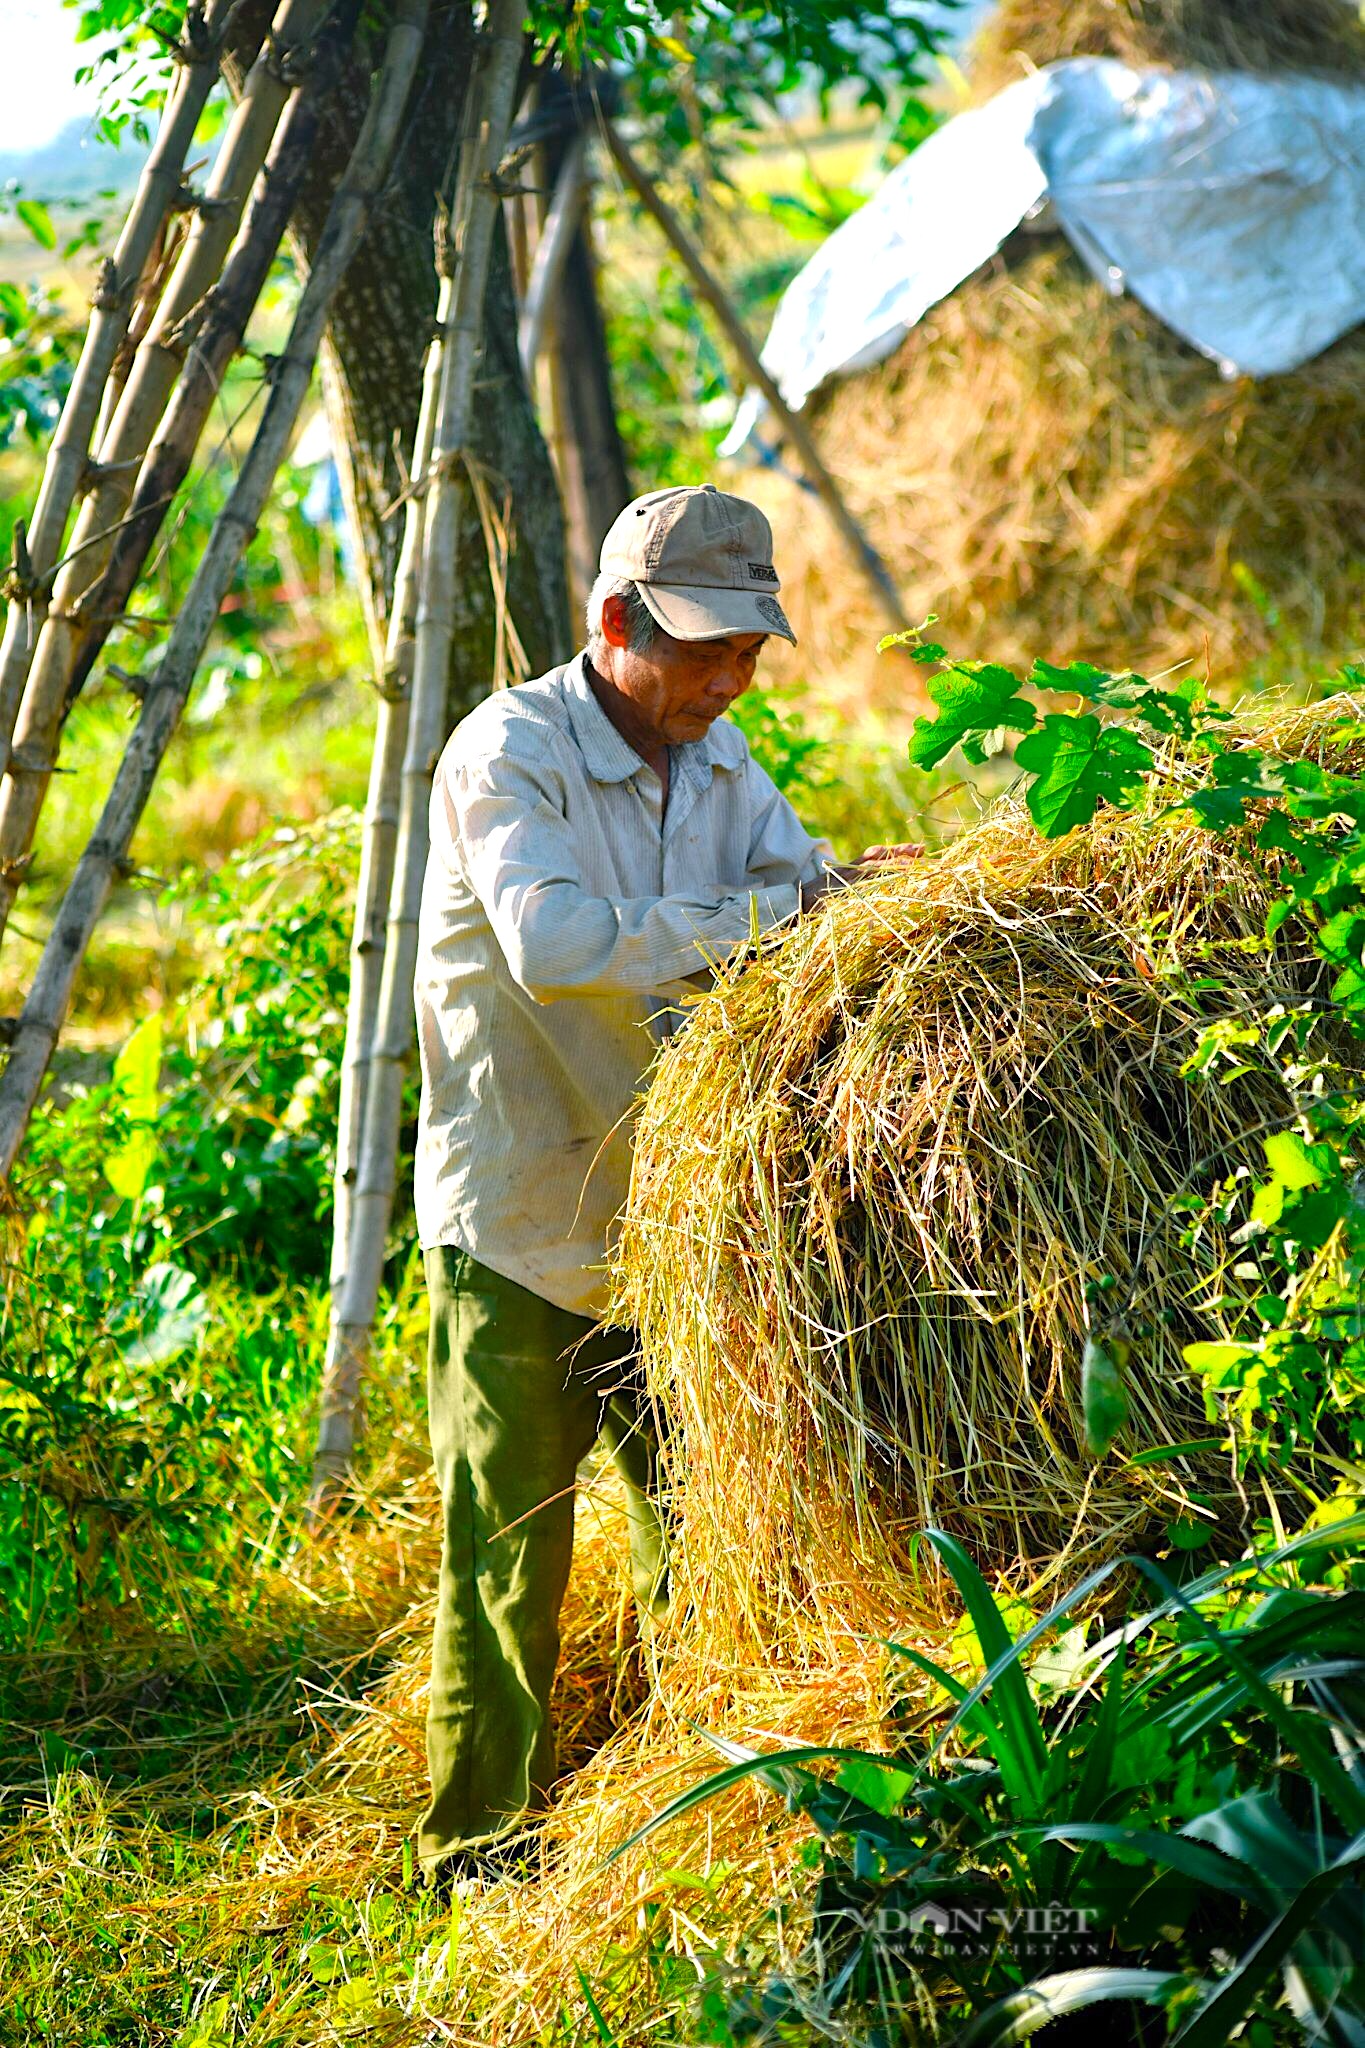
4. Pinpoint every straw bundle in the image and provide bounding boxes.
[973,0,1365,94]
[746,240,1365,713]
[614,700,1365,1663]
